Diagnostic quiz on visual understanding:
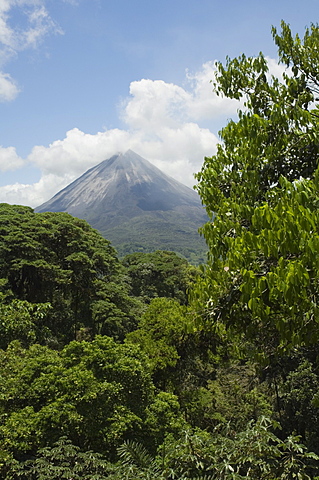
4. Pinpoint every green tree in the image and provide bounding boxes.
[4,437,112,480]
[0,337,154,459]
[122,250,199,305]
[126,298,219,430]
[0,205,140,344]
[113,418,319,479]
[126,298,189,375]
[126,298,211,387]
[162,418,319,479]
[193,21,319,358]
[200,361,273,431]
[0,290,52,349]
[279,360,319,452]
